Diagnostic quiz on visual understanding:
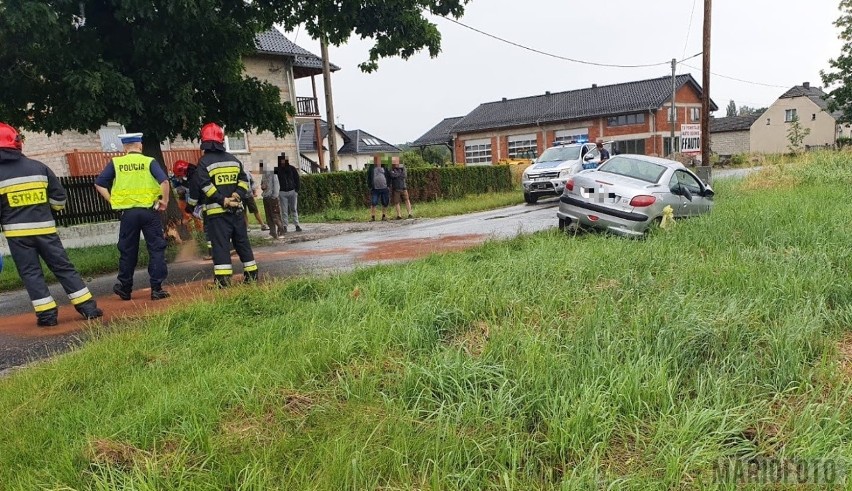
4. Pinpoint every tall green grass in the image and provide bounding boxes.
[1,152,852,489]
